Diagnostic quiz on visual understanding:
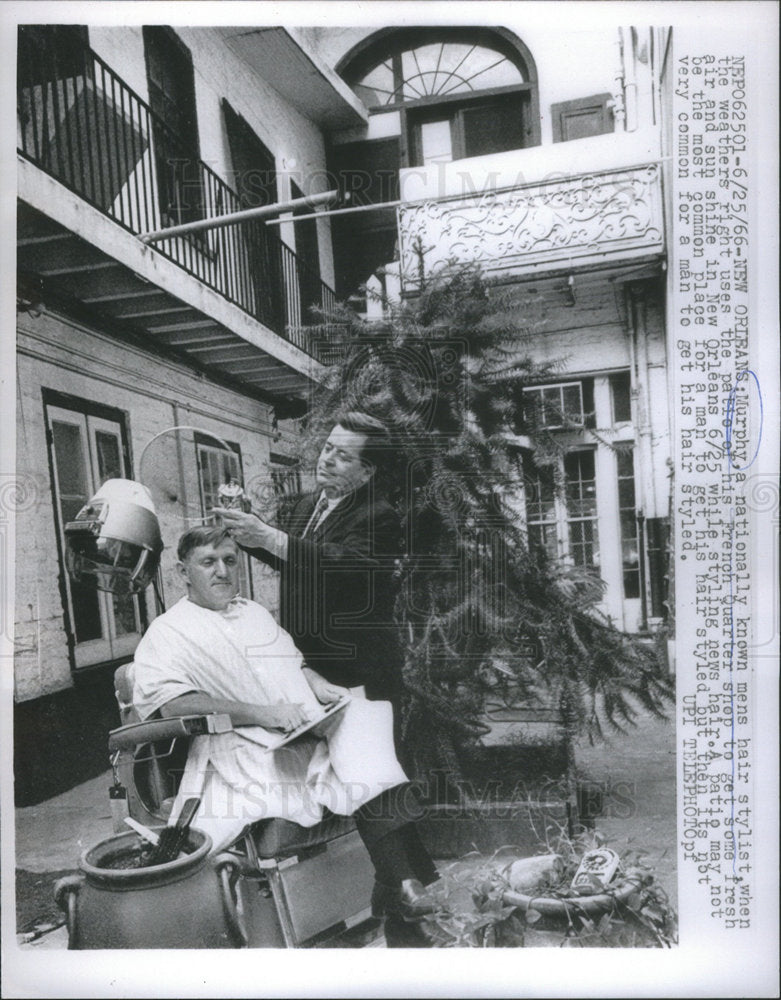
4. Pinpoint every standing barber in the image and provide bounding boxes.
[215,411,403,725]
[216,412,439,915]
